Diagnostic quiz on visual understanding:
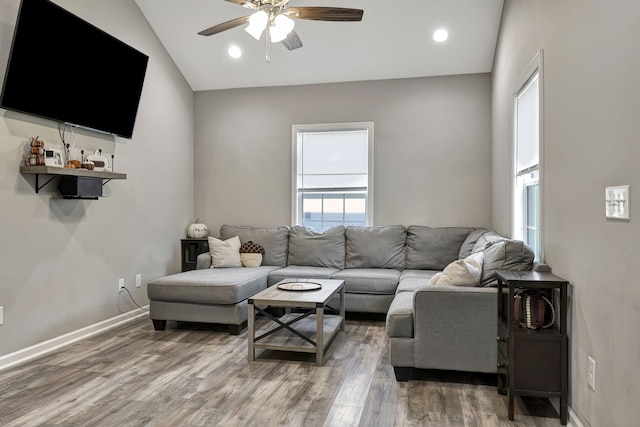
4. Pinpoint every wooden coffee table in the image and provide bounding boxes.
[247,278,345,366]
